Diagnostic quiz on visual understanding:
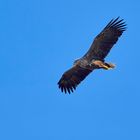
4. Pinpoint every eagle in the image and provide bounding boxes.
[58,17,126,94]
